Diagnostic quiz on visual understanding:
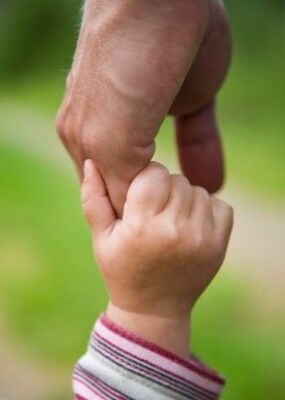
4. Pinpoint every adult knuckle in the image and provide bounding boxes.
[55,101,81,146]
[81,123,105,155]
[55,108,67,139]
[129,143,155,165]
[55,104,77,146]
